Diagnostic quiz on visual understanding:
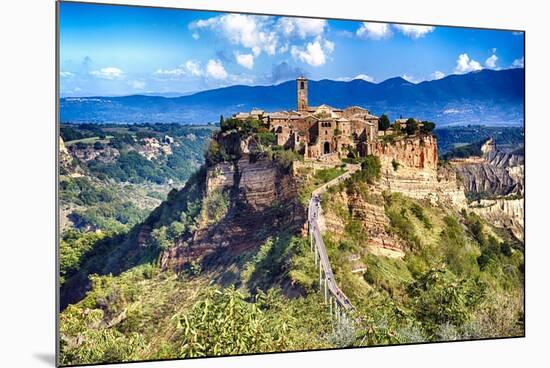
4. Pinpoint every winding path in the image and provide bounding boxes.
[308,164,360,315]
